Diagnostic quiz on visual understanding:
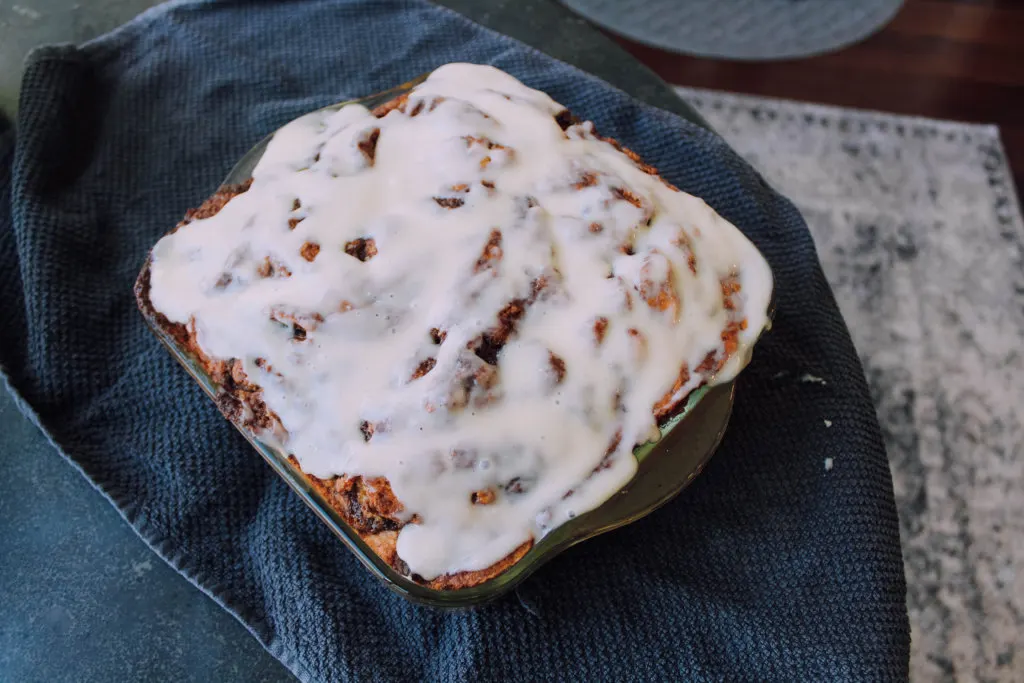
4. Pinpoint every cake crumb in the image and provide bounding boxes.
[130,558,153,577]
[824,419,833,427]
[824,457,834,471]
[12,5,42,20]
